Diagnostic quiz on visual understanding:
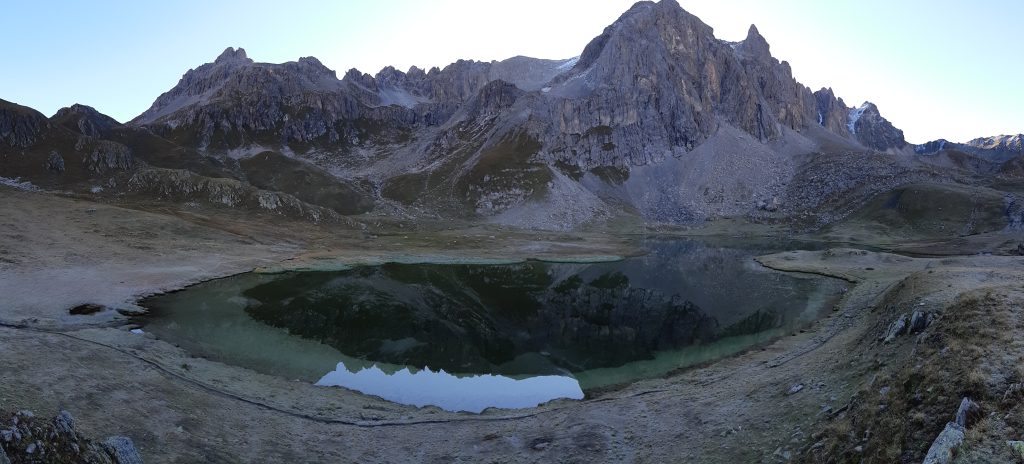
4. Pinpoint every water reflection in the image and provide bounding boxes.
[316,362,584,413]
[141,239,844,412]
